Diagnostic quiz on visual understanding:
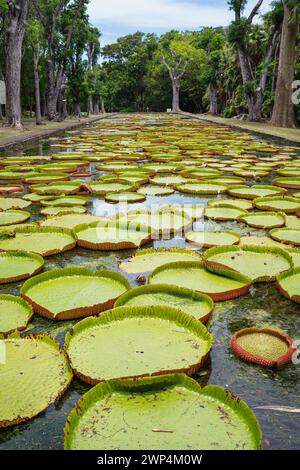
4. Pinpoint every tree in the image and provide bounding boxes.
[3,0,28,128]
[228,0,280,120]
[159,32,204,112]
[86,25,101,115]
[26,16,44,125]
[271,0,300,127]
[32,0,87,120]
